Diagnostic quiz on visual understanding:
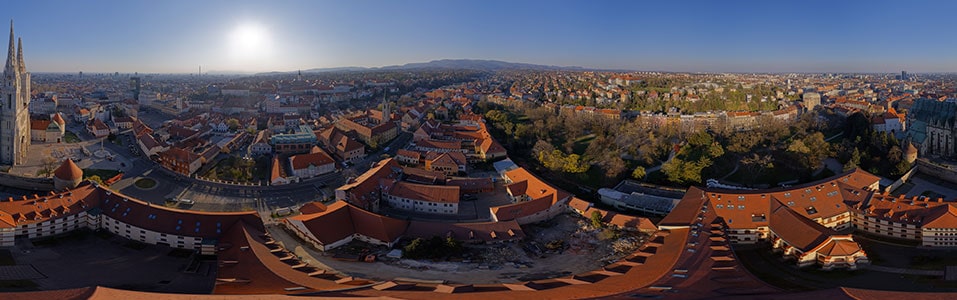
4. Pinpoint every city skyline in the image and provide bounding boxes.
[7,0,957,73]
